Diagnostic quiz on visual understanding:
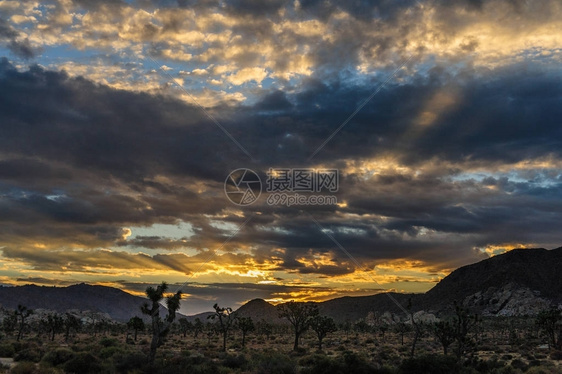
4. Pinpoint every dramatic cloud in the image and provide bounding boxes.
[0,0,561,313]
